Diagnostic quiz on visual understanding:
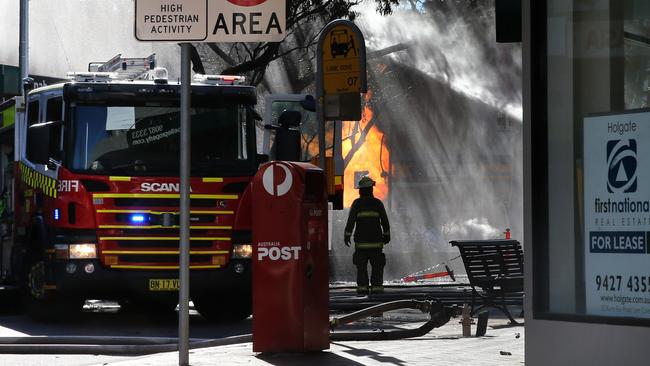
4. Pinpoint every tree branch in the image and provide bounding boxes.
[343,119,375,167]
[221,43,281,75]
[206,44,236,66]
